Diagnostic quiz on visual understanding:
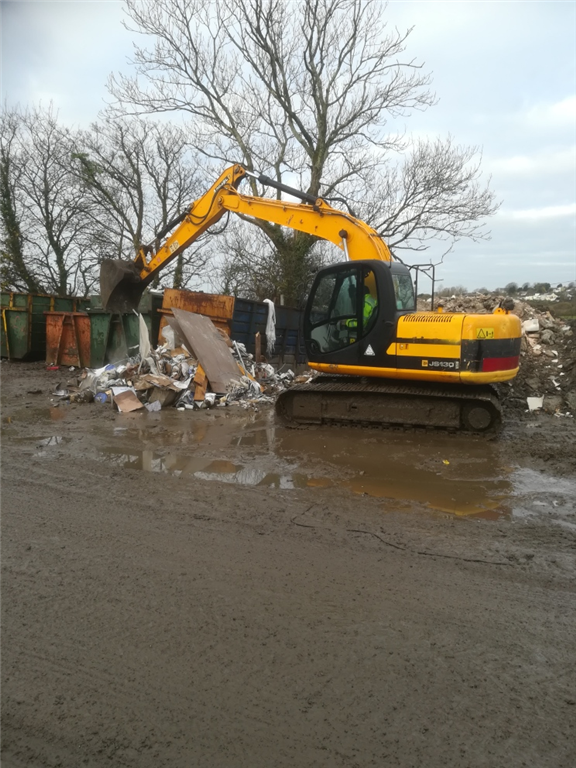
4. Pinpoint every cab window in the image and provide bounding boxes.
[393,273,415,310]
[307,268,378,353]
[308,268,359,353]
